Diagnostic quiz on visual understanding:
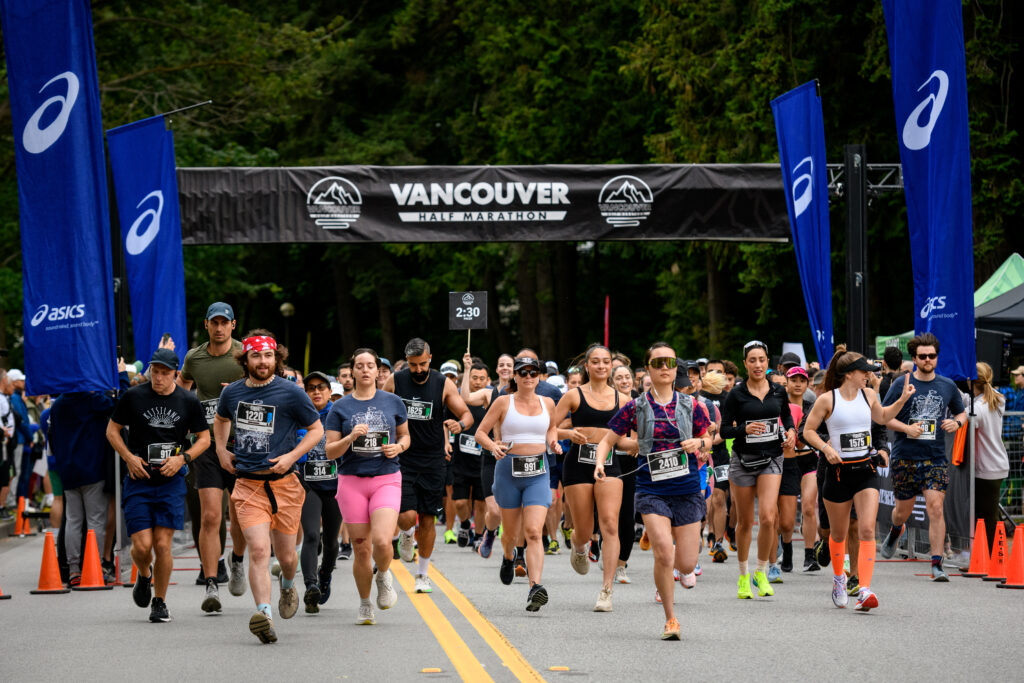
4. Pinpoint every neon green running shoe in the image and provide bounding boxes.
[444,529,457,544]
[753,570,774,597]
[737,574,753,599]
